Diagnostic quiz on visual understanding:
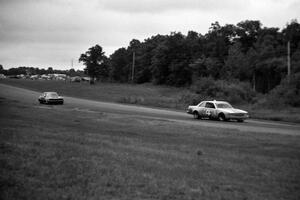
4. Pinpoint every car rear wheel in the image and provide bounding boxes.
[218,113,226,121]
[237,119,244,122]
[193,112,201,119]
